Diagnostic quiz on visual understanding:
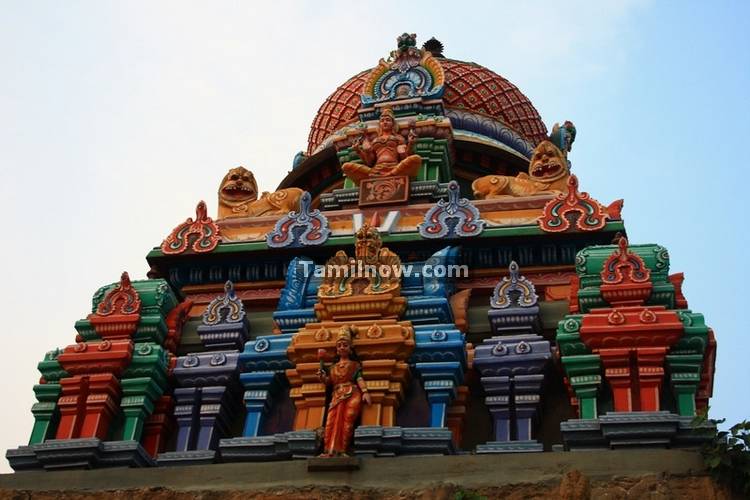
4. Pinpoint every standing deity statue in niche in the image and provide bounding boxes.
[317,325,372,457]
[341,108,422,185]
[472,121,576,199]
[217,166,304,219]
